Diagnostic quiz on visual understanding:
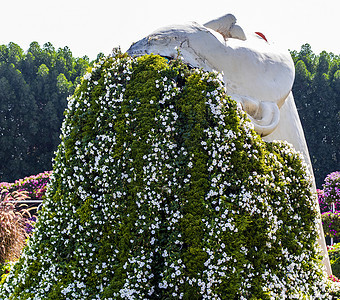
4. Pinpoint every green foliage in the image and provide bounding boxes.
[291,44,340,188]
[328,244,340,278]
[0,42,90,182]
[0,262,13,285]
[37,64,49,77]
[56,73,72,94]
[322,211,340,238]
[0,53,330,299]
